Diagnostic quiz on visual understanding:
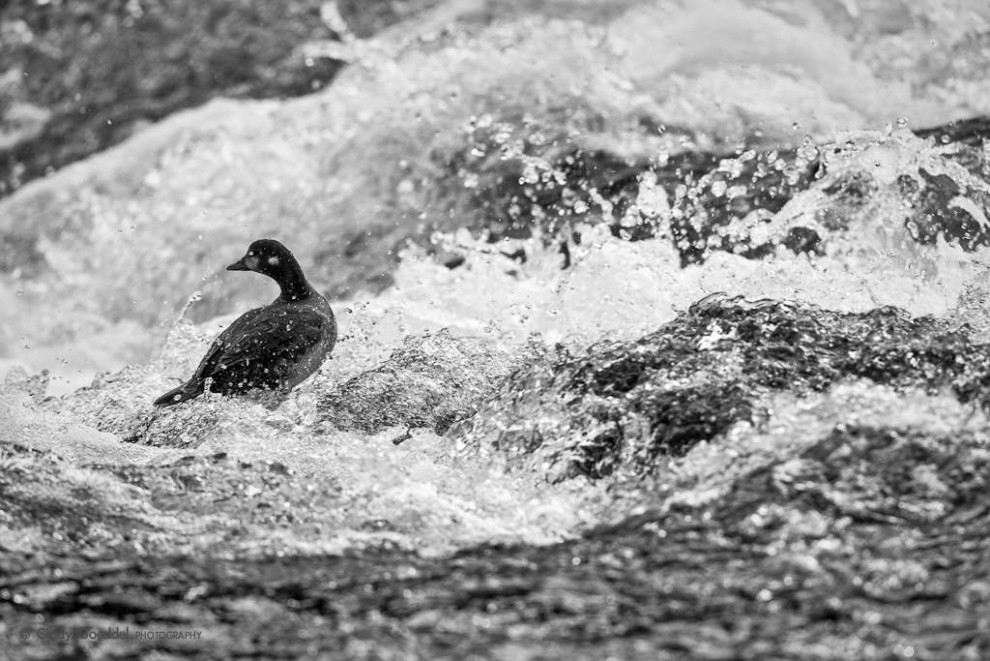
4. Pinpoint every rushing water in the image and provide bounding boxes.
[2,0,988,532]
[1,1,990,657]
